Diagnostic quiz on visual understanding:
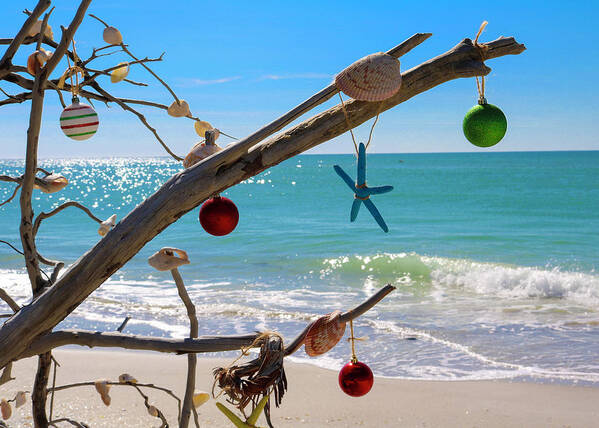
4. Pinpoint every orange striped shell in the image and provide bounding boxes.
[335,52,402,102]
[304,310,346,356]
